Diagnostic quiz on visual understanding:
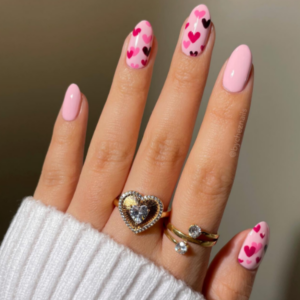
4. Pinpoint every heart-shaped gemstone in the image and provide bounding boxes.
[118,191,164,234]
